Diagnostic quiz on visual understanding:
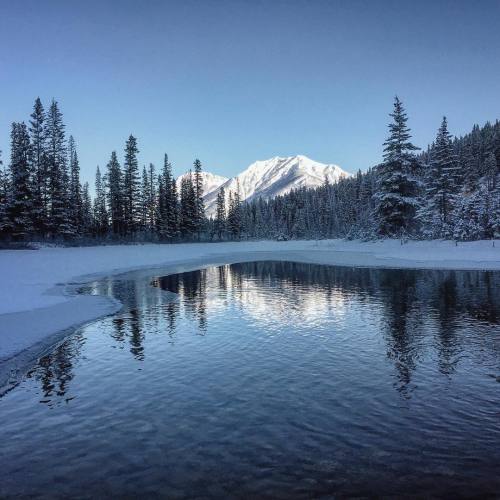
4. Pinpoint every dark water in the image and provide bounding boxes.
[1,262,500,498]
